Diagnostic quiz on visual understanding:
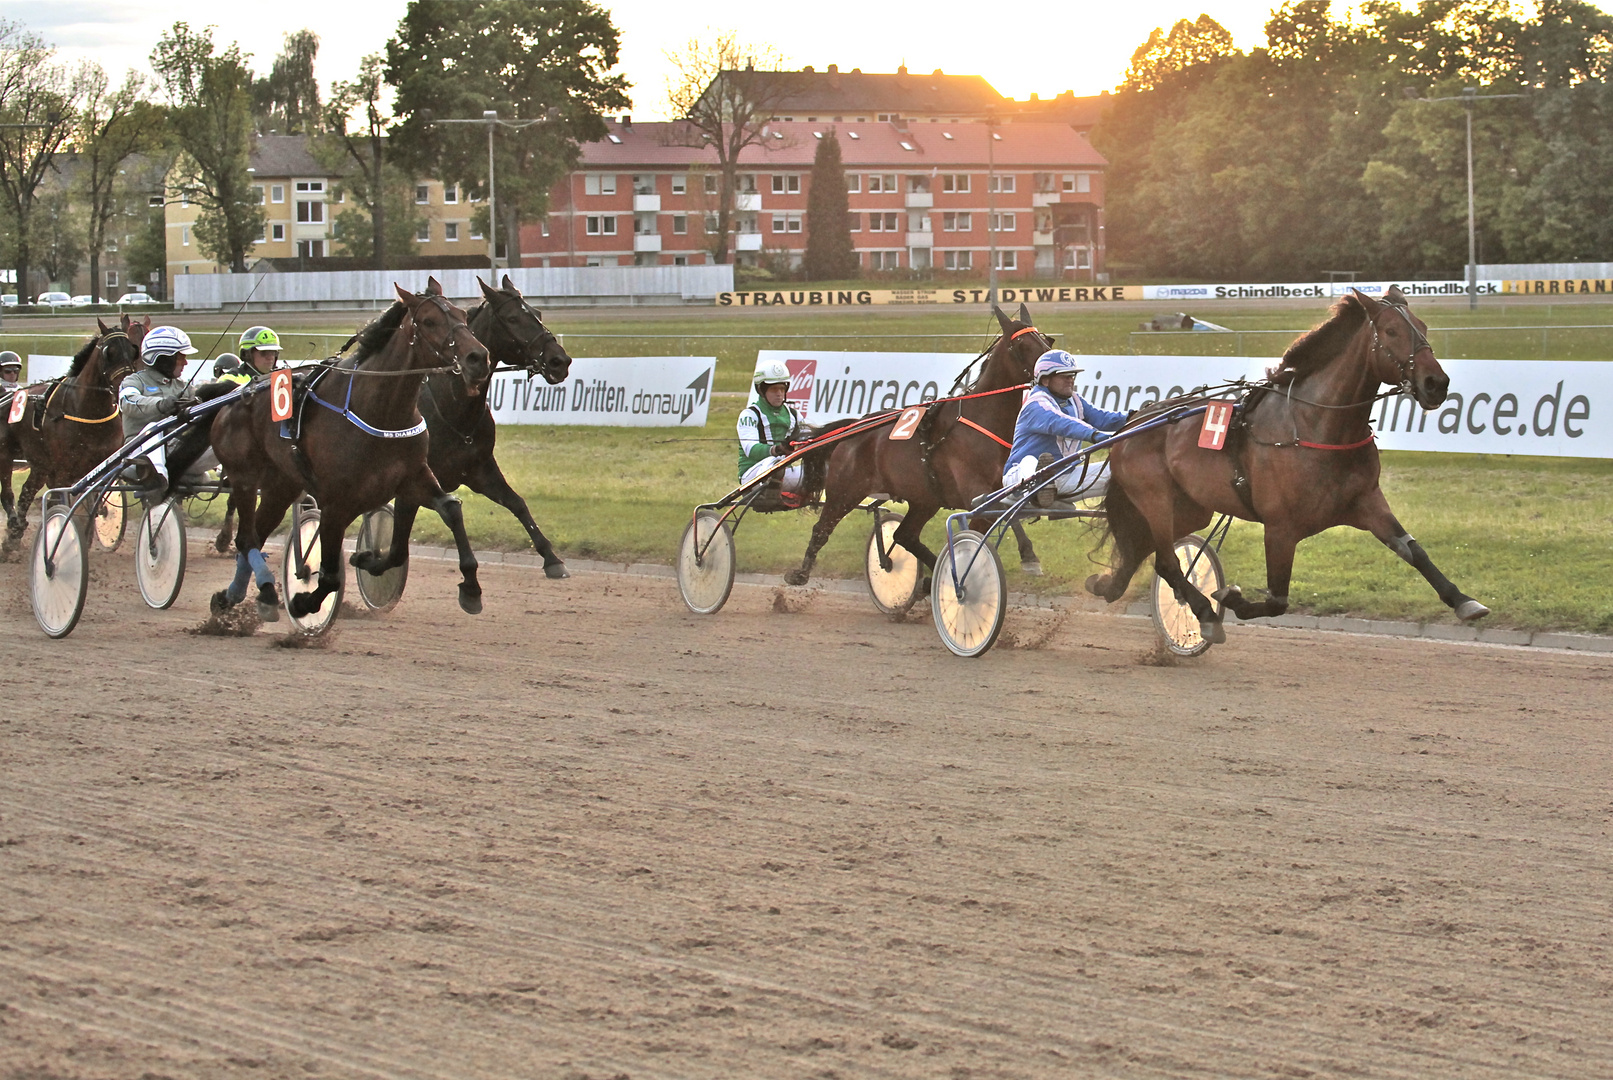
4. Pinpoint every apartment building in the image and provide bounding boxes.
[521,117,1108,280]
